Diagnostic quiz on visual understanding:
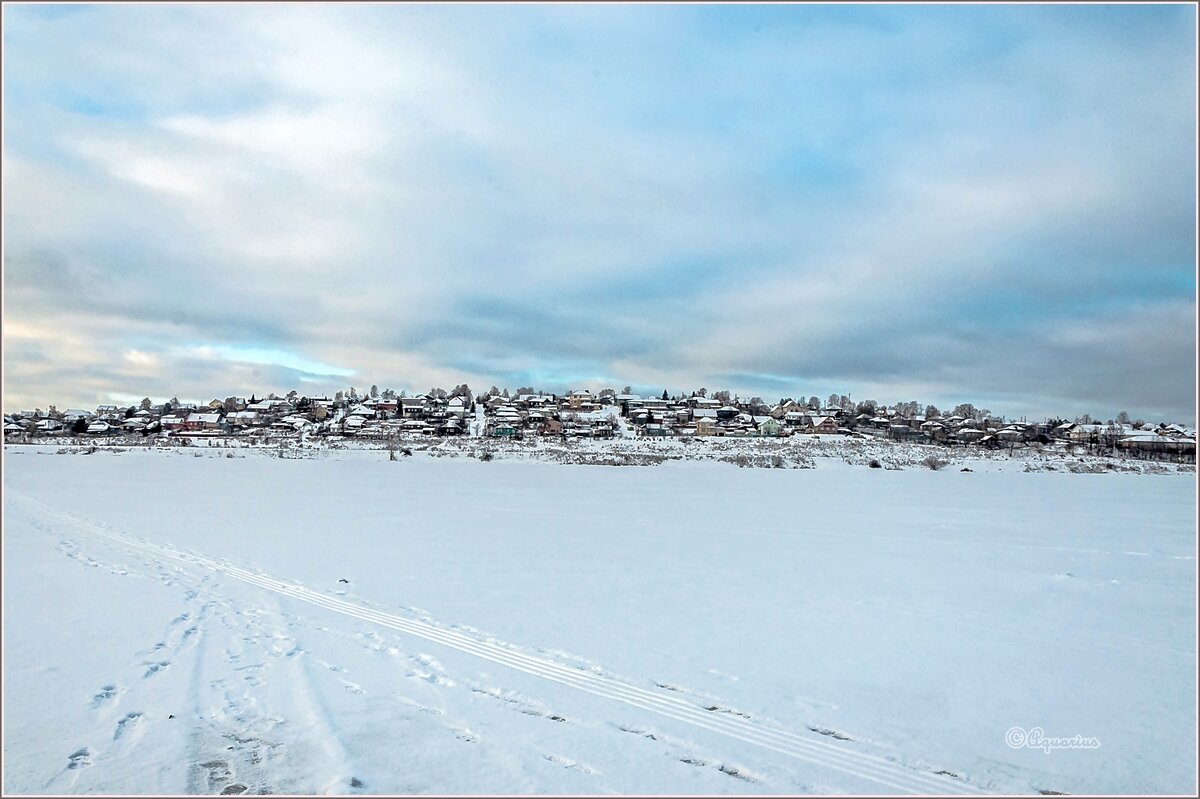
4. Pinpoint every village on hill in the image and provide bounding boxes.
[4,385,1196,462]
